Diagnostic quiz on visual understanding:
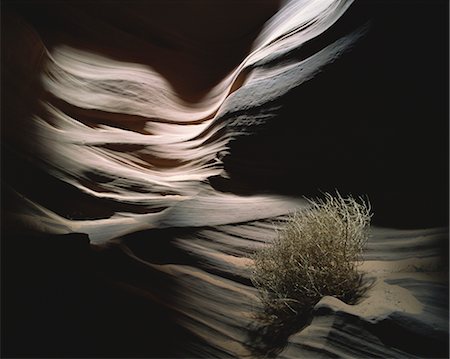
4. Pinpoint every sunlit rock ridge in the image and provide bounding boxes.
[6,0,358,243]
